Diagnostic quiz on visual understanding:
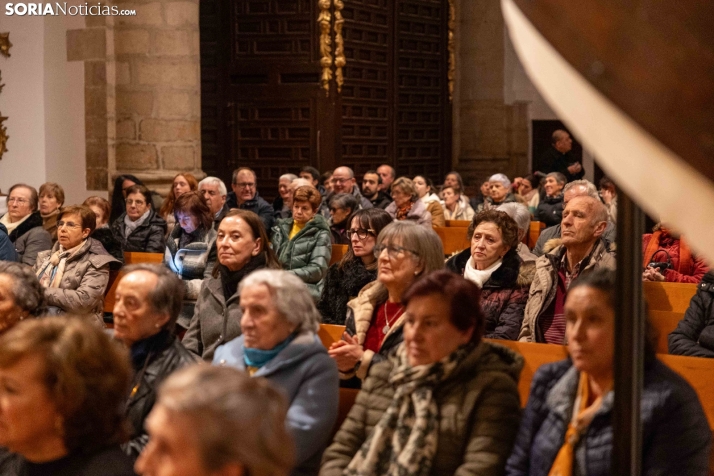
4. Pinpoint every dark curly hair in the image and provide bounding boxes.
[403,270,485,343]
[467,210,520,250]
